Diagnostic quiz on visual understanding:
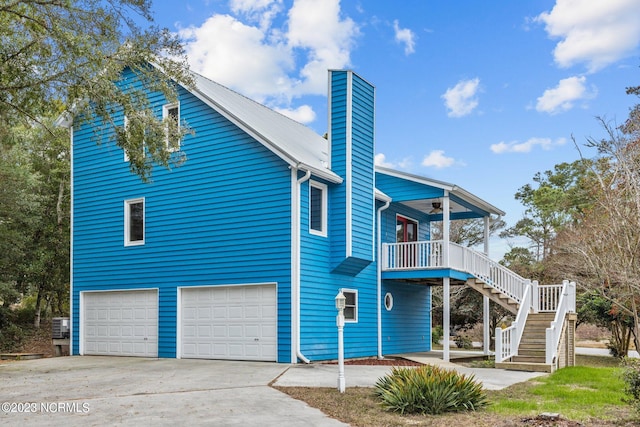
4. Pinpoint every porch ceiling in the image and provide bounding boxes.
[376,166,505,218]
